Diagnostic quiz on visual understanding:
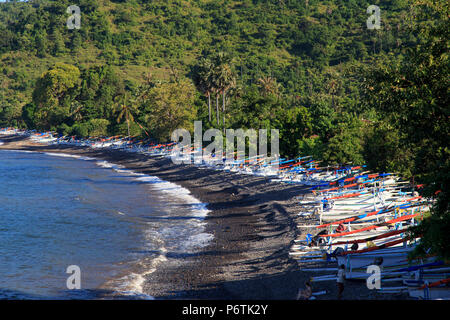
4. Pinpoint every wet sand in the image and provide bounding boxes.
[0,135,410,300]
